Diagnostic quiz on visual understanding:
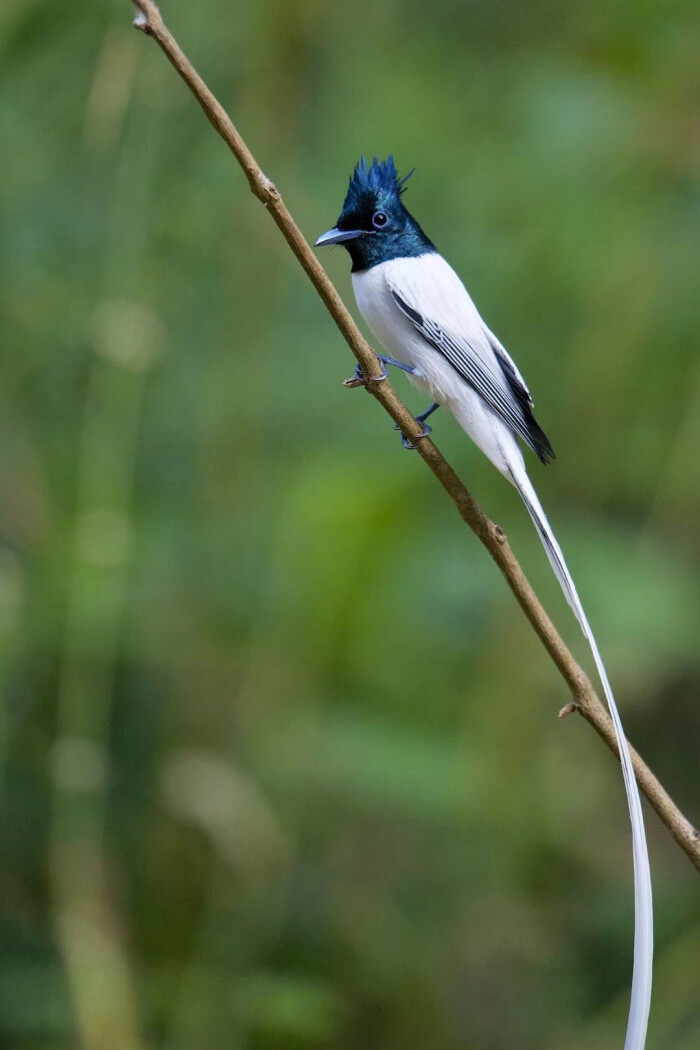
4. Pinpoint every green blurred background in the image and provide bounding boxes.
[1,0,699,1047]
